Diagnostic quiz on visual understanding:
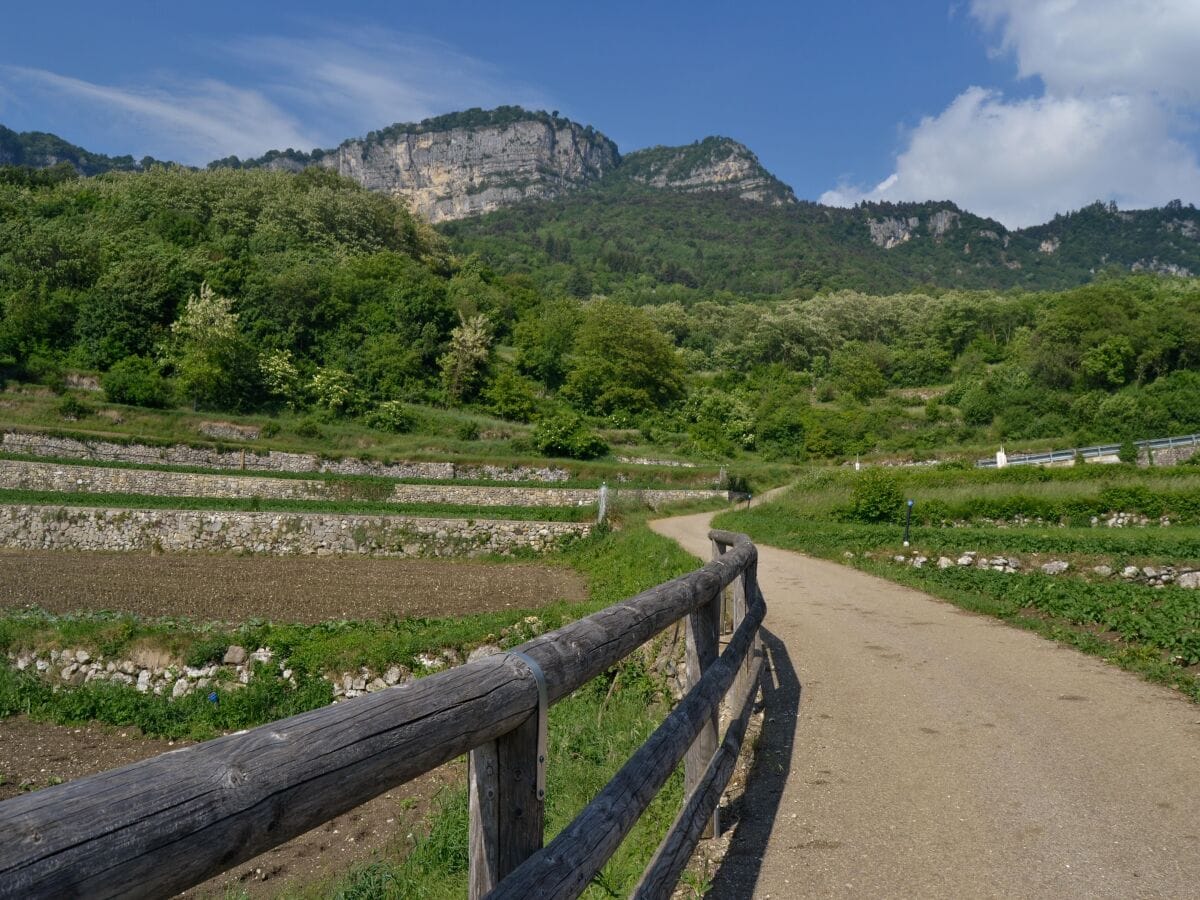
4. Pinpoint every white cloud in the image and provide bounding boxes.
[971,0,1200,101]
[0,28,552,166]
[823,0,1200,227]
[821,87,1200,228]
